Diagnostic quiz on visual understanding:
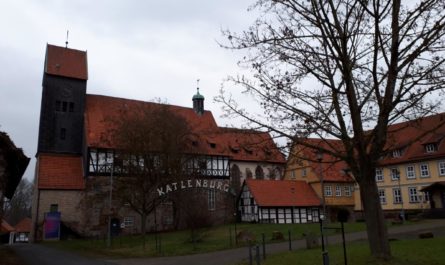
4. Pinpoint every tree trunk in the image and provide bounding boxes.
[141,213,147,249]
[359,174,391,259]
